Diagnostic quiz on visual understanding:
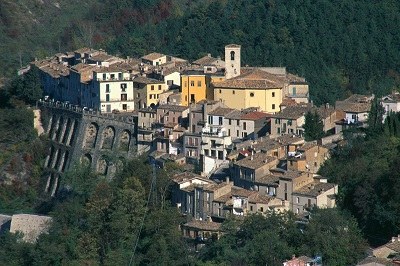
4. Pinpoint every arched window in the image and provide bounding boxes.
[230,51,235,61]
